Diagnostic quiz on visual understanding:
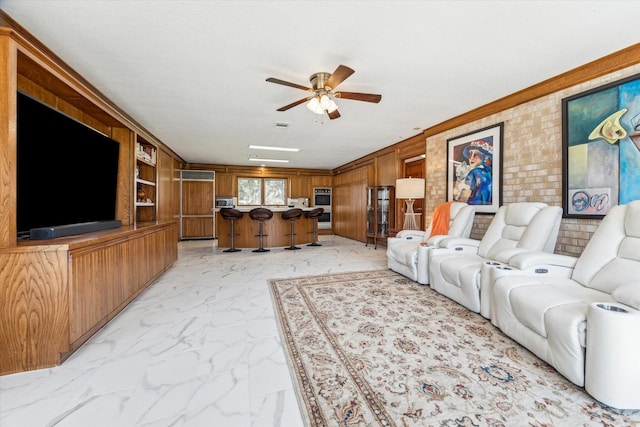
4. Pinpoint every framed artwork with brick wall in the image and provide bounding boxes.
[446,123,503,214]
[562,73,640,218]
